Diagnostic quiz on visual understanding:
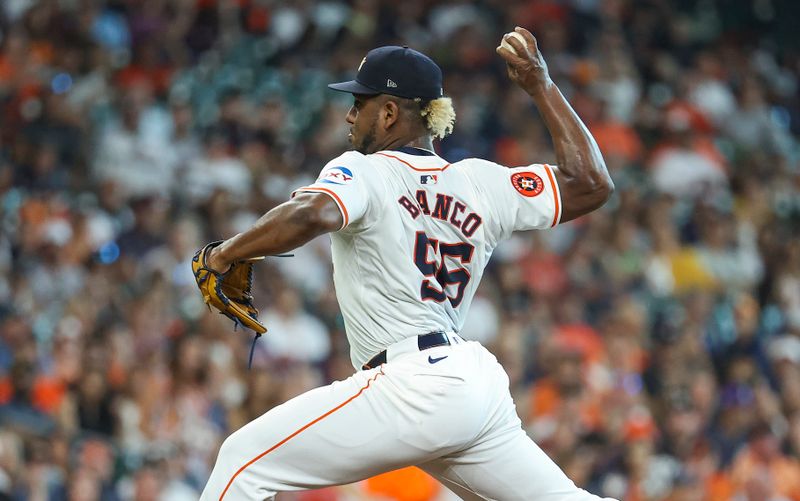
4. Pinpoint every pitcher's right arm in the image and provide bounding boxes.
[497,27,614,223]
